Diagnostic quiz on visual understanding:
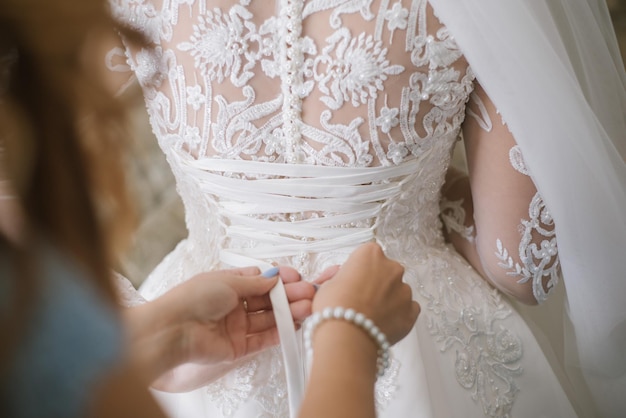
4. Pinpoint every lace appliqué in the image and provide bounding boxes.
[384,2,409,42]
[303,0,375,29]
[440,196,475,242]
[494,145,559,304]
[402,2,475,163]
[313,28,404,110]
[177,6,260,87]
[113,0,474,166]
[375,357,400,412]
[254,349,290,417]
[375,98,400,134]
[379,153,524,417]
[495,192,559,304]
[508,145,528,176]
[466,89,509,131]
[108,0,166,44]
[205,359,258,416]
[112,272,147,307]
[421,256,523,418]
[204,348,288,417]
[466,91,493,132]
